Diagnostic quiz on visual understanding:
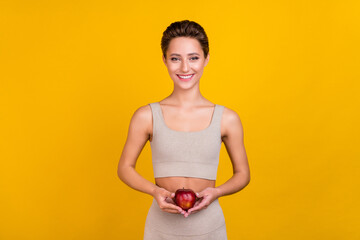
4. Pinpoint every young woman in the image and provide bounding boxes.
[117,20,250,239]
